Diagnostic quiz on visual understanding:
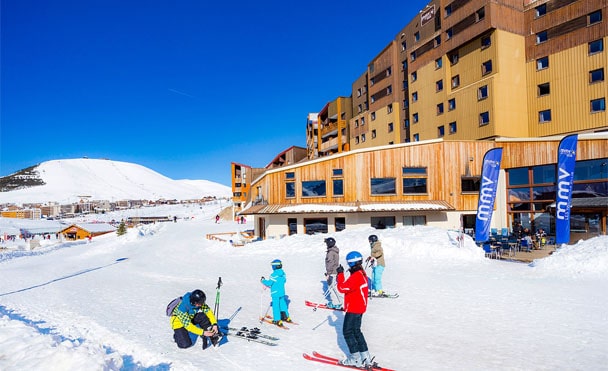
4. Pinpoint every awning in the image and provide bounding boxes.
[240,200,454,215]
